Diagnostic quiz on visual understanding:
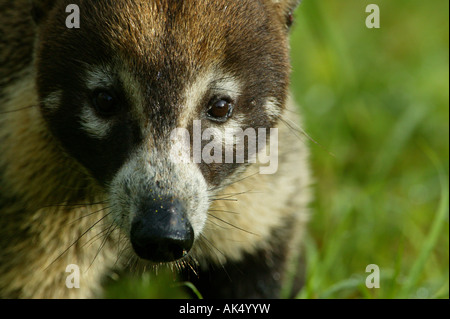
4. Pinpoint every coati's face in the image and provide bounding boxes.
[33,0,297,263]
